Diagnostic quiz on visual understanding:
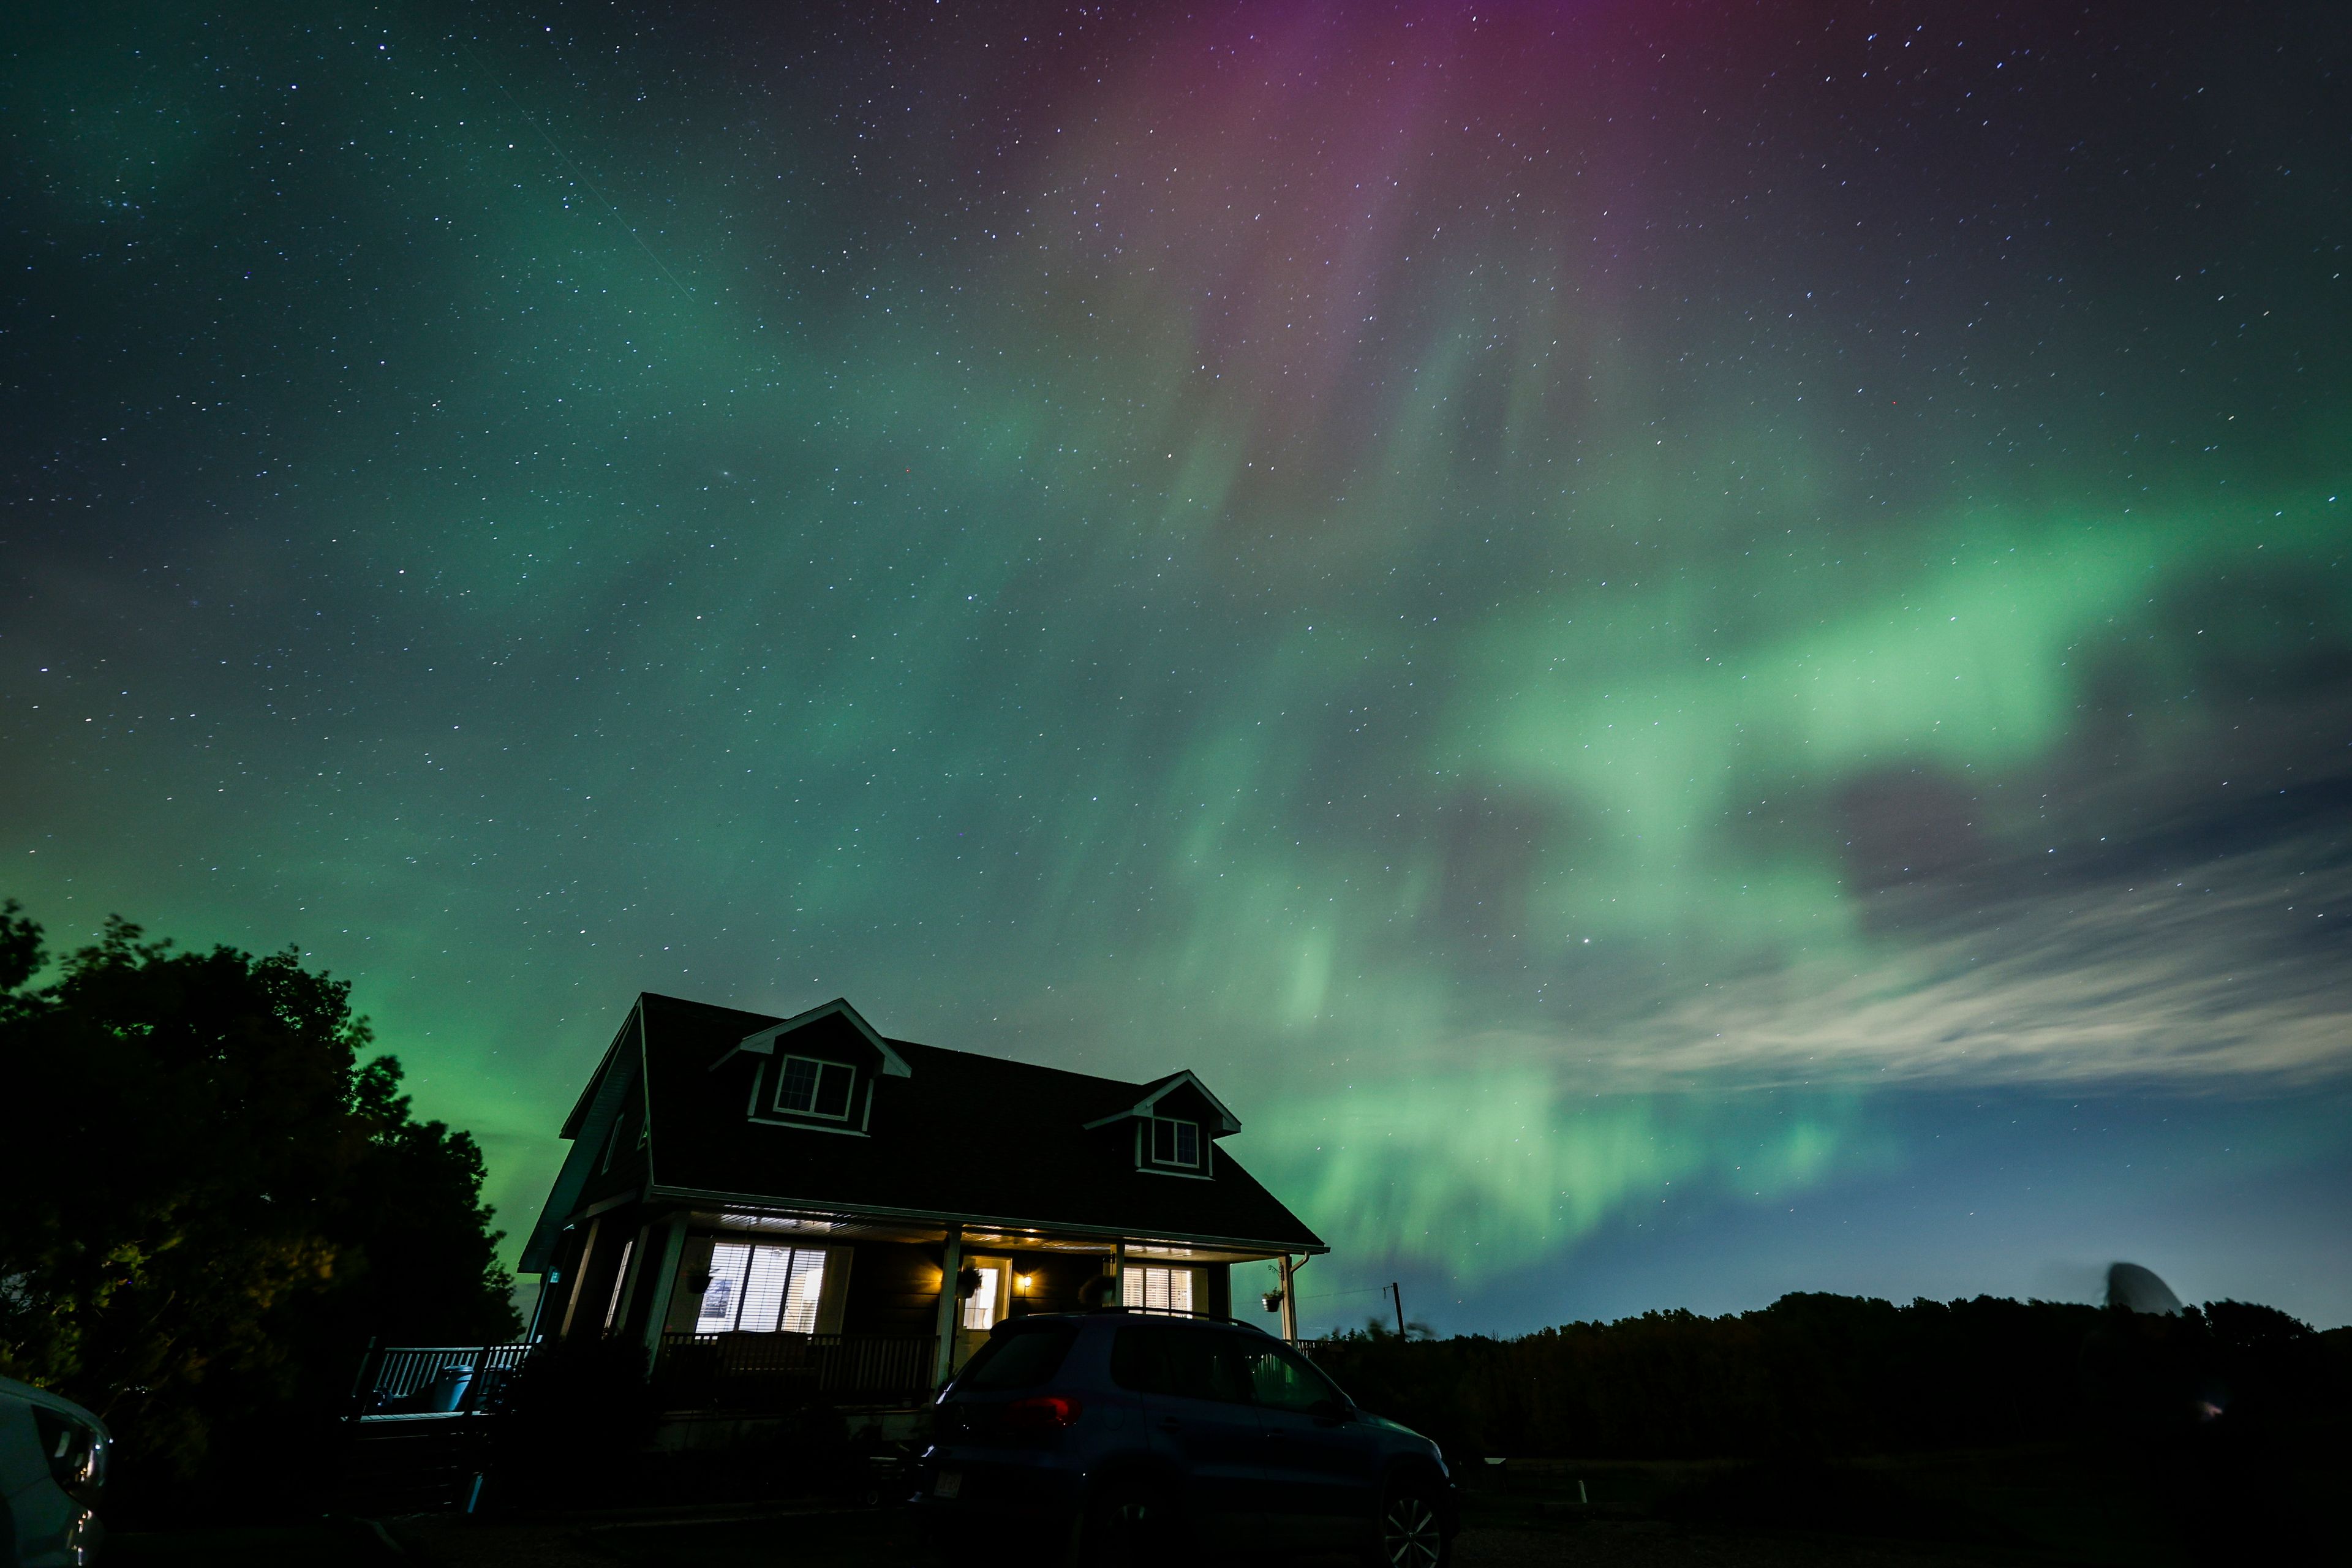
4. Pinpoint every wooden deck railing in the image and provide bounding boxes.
[654,1330,937,1407]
